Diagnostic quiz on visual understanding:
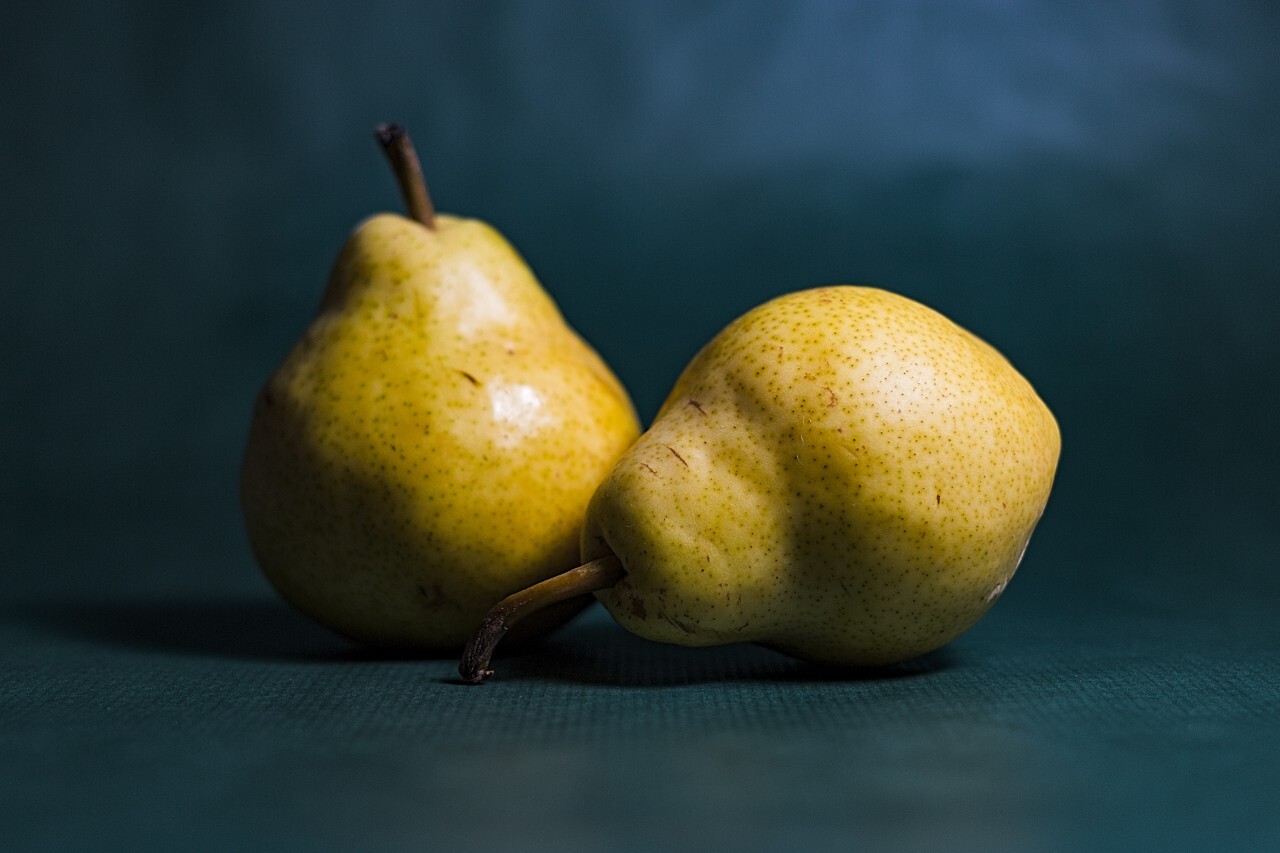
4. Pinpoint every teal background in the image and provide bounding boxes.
[3,2,1278,850]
